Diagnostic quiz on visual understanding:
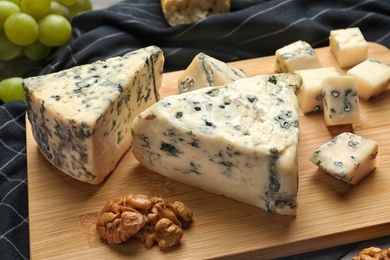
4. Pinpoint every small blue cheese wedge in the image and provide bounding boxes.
[275,40,322,73]
[347,59,390,101]
[23,46,164,184]
[295,67,339,114]
[322,76,360,126]
[131,74,301,216]
[161,0,230,26]
[310,132,378,185]
[330,27,368,68]
[178,52,247,93]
